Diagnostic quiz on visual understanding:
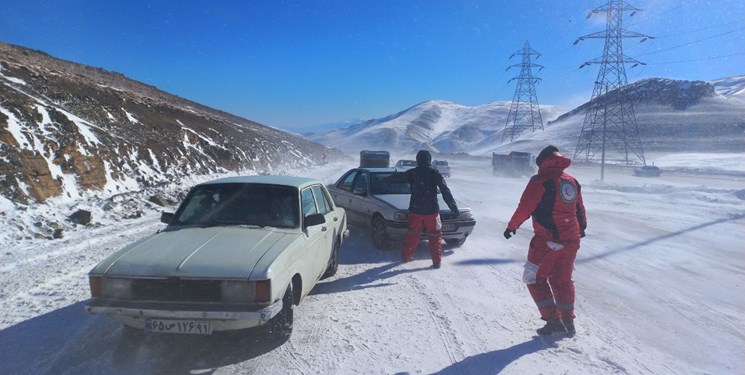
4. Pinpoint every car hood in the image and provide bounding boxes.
[92,226,293,279]
[374,194,467,211]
